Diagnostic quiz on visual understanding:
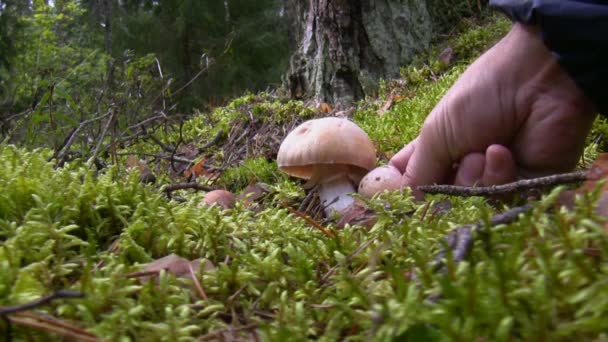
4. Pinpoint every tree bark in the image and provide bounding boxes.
[284,0,432,108]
